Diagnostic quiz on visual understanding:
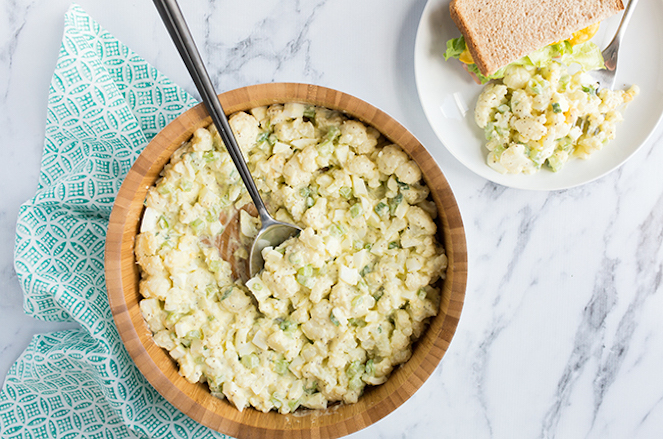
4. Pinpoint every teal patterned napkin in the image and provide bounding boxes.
[0,5,230,438]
